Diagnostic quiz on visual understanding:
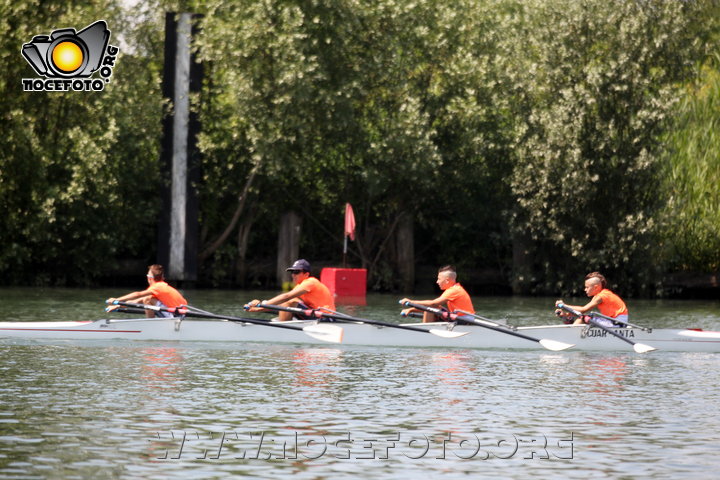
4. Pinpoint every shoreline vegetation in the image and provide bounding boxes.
[94,259,718,300]
[1,1,719,297]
